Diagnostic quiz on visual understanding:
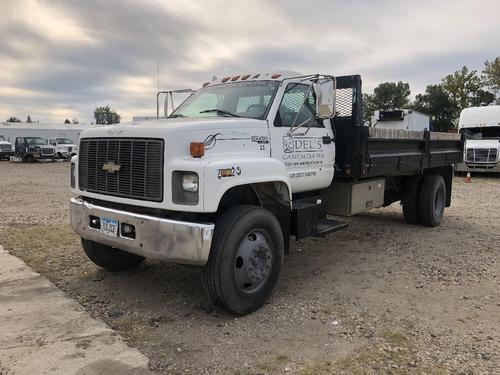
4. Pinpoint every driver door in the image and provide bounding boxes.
[269,82,335,193]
